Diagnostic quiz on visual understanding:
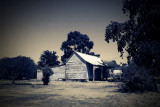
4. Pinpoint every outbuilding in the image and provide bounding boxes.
[51,51,107,81]
[37,51,109,81]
